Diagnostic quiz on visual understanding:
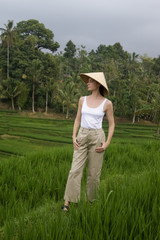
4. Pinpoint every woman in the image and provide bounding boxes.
[62,72,115,211]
